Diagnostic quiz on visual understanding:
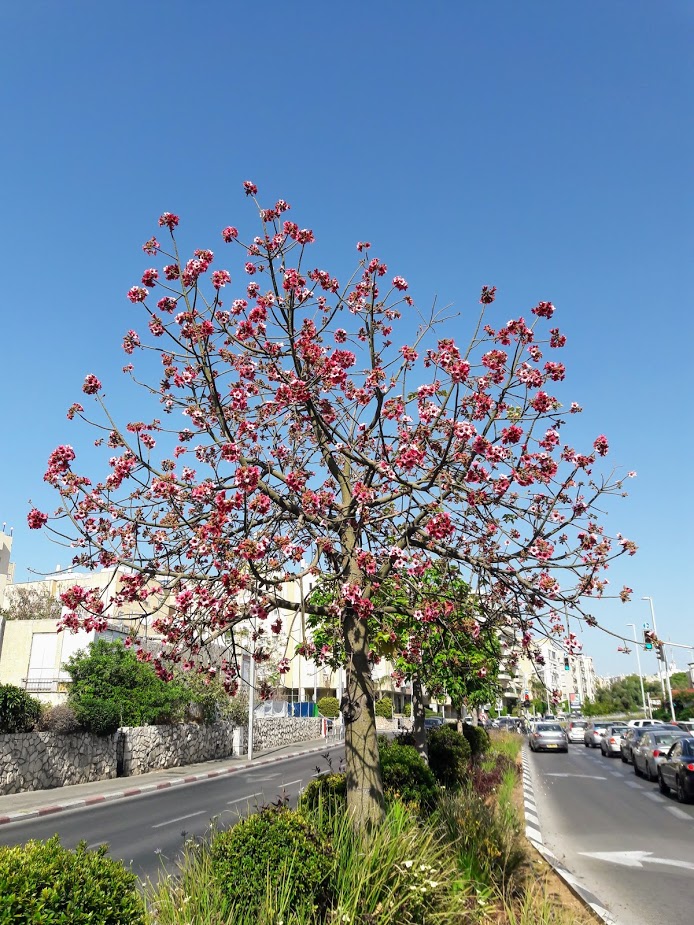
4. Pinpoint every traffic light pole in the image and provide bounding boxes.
[643,597,676,722]
[627,623,650,719]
